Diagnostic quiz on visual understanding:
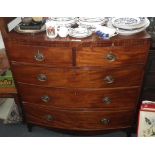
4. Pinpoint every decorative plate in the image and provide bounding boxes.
[50,17,75,22]
[50,17,76,27]
[112,17,149,30]
[78,18,107,30]
[14,24,46,33]
[79,17,106,23]
[69,27,92,38]
[107,19,150,36]
[112,17,141,29]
